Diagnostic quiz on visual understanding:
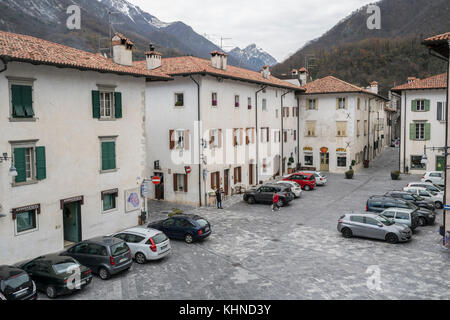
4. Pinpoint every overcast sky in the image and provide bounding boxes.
[128,0,377,62]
